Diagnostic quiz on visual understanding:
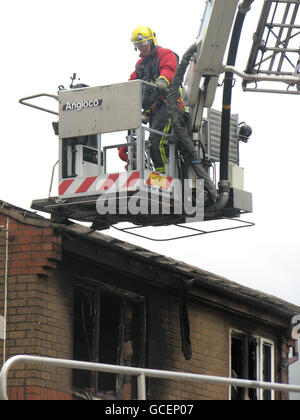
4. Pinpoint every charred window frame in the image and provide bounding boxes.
[230,330,275,400]
[72,279,145,399]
